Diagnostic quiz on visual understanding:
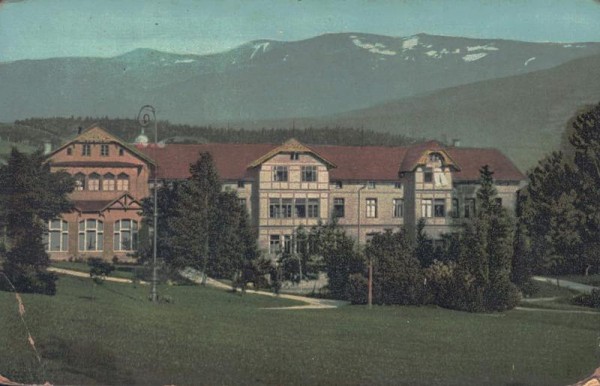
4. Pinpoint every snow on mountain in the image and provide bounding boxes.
[250,42,271,59]
[462,53,488,62]
[350,36,397,56]
[402,37,419,50]
[467,45,499,52]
